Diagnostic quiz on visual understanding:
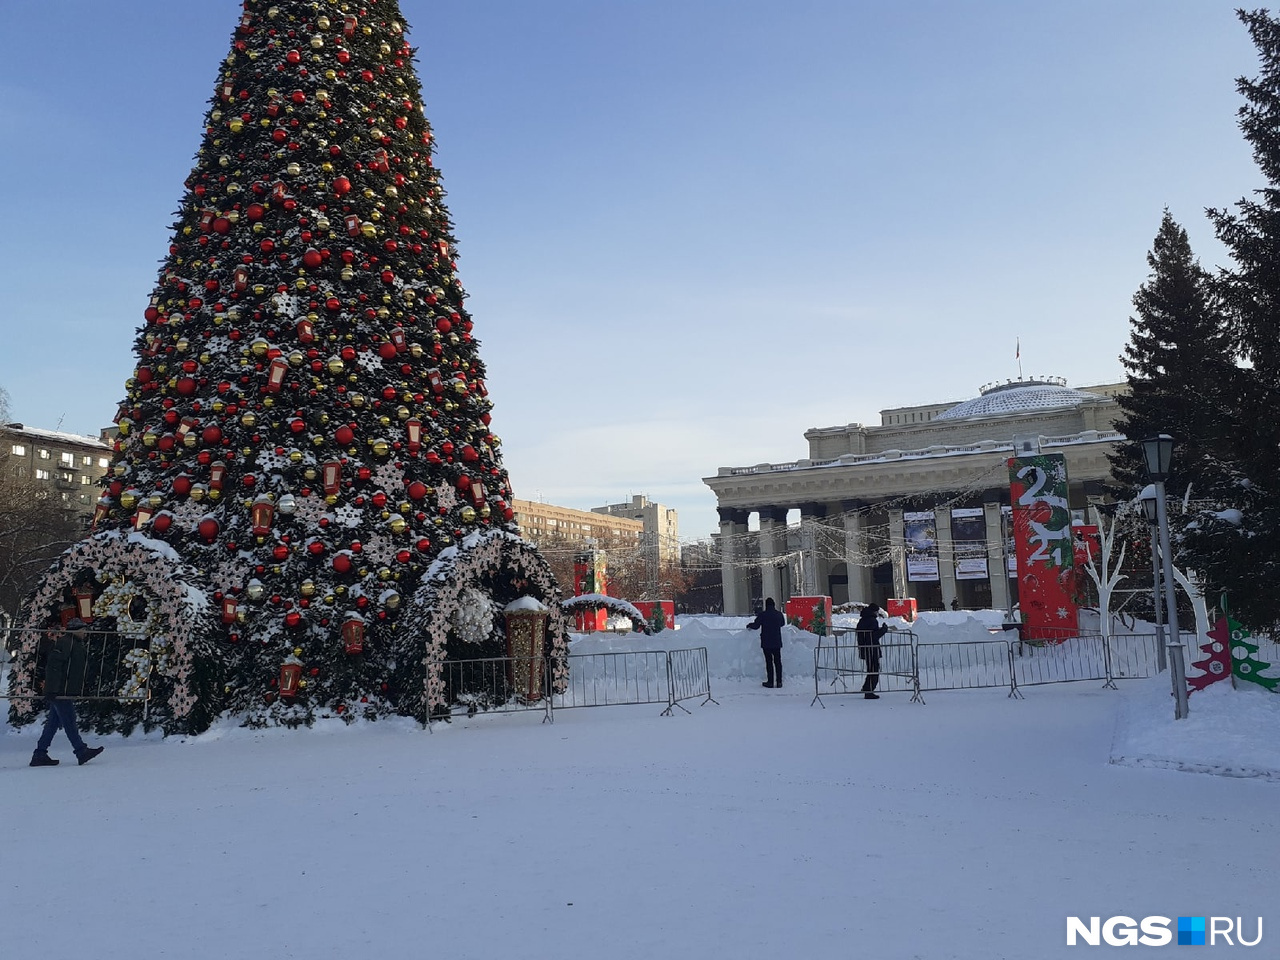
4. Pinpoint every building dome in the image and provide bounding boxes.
[933,377,1095,421]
